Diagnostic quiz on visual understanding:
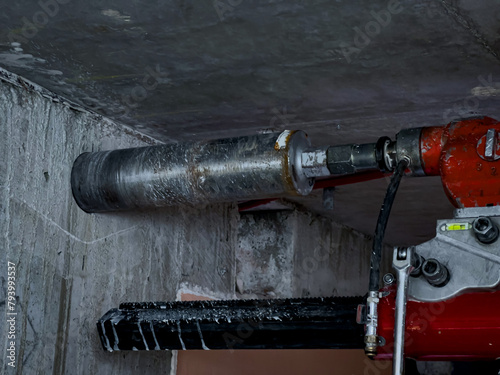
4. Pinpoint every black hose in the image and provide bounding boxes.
[368,159,408,292]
